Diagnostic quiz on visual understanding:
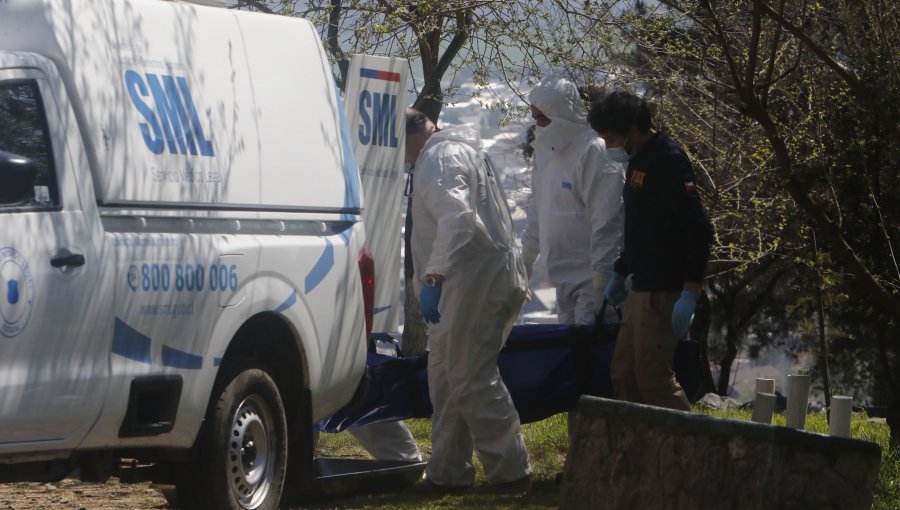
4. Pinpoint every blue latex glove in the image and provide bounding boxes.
[604,272,628,306]
[419,285,442,324]
[672,290,699,339]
